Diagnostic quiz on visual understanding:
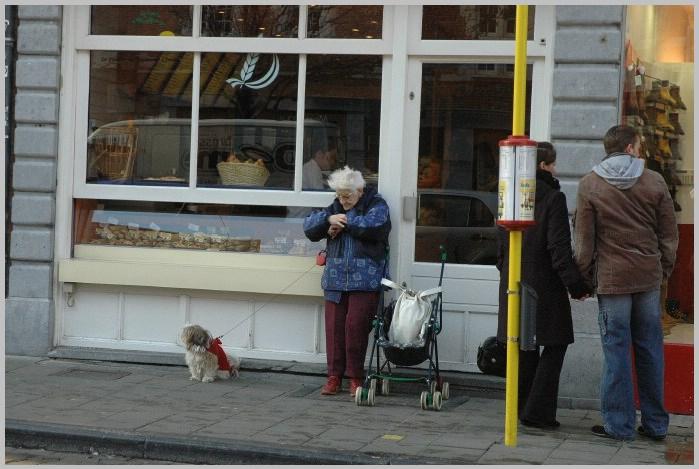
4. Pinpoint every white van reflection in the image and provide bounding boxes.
[415,189,498,265]
[86,118,343,187]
